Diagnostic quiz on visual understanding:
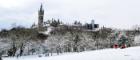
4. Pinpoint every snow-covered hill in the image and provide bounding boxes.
[3,46,140,60]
